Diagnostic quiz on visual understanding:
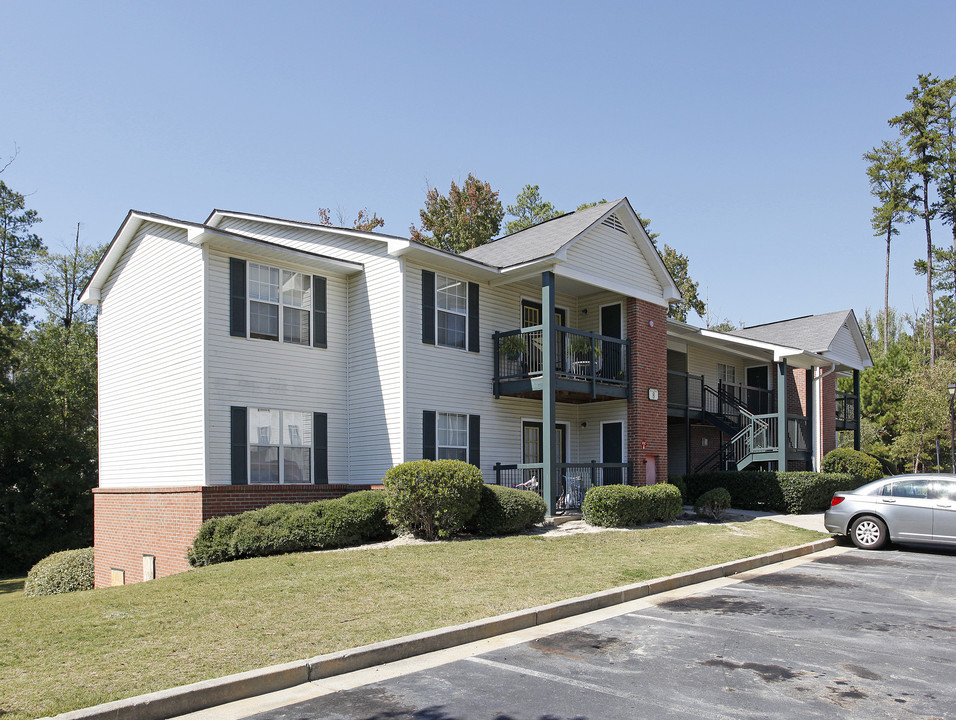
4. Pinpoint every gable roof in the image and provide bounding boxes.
[461,201,622,267]
[727,310,872,370]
